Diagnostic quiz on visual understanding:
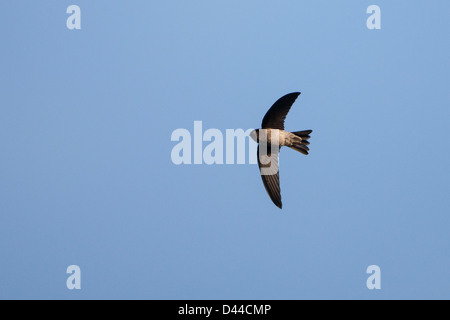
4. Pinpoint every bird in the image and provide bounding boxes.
[250,92,312,209]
